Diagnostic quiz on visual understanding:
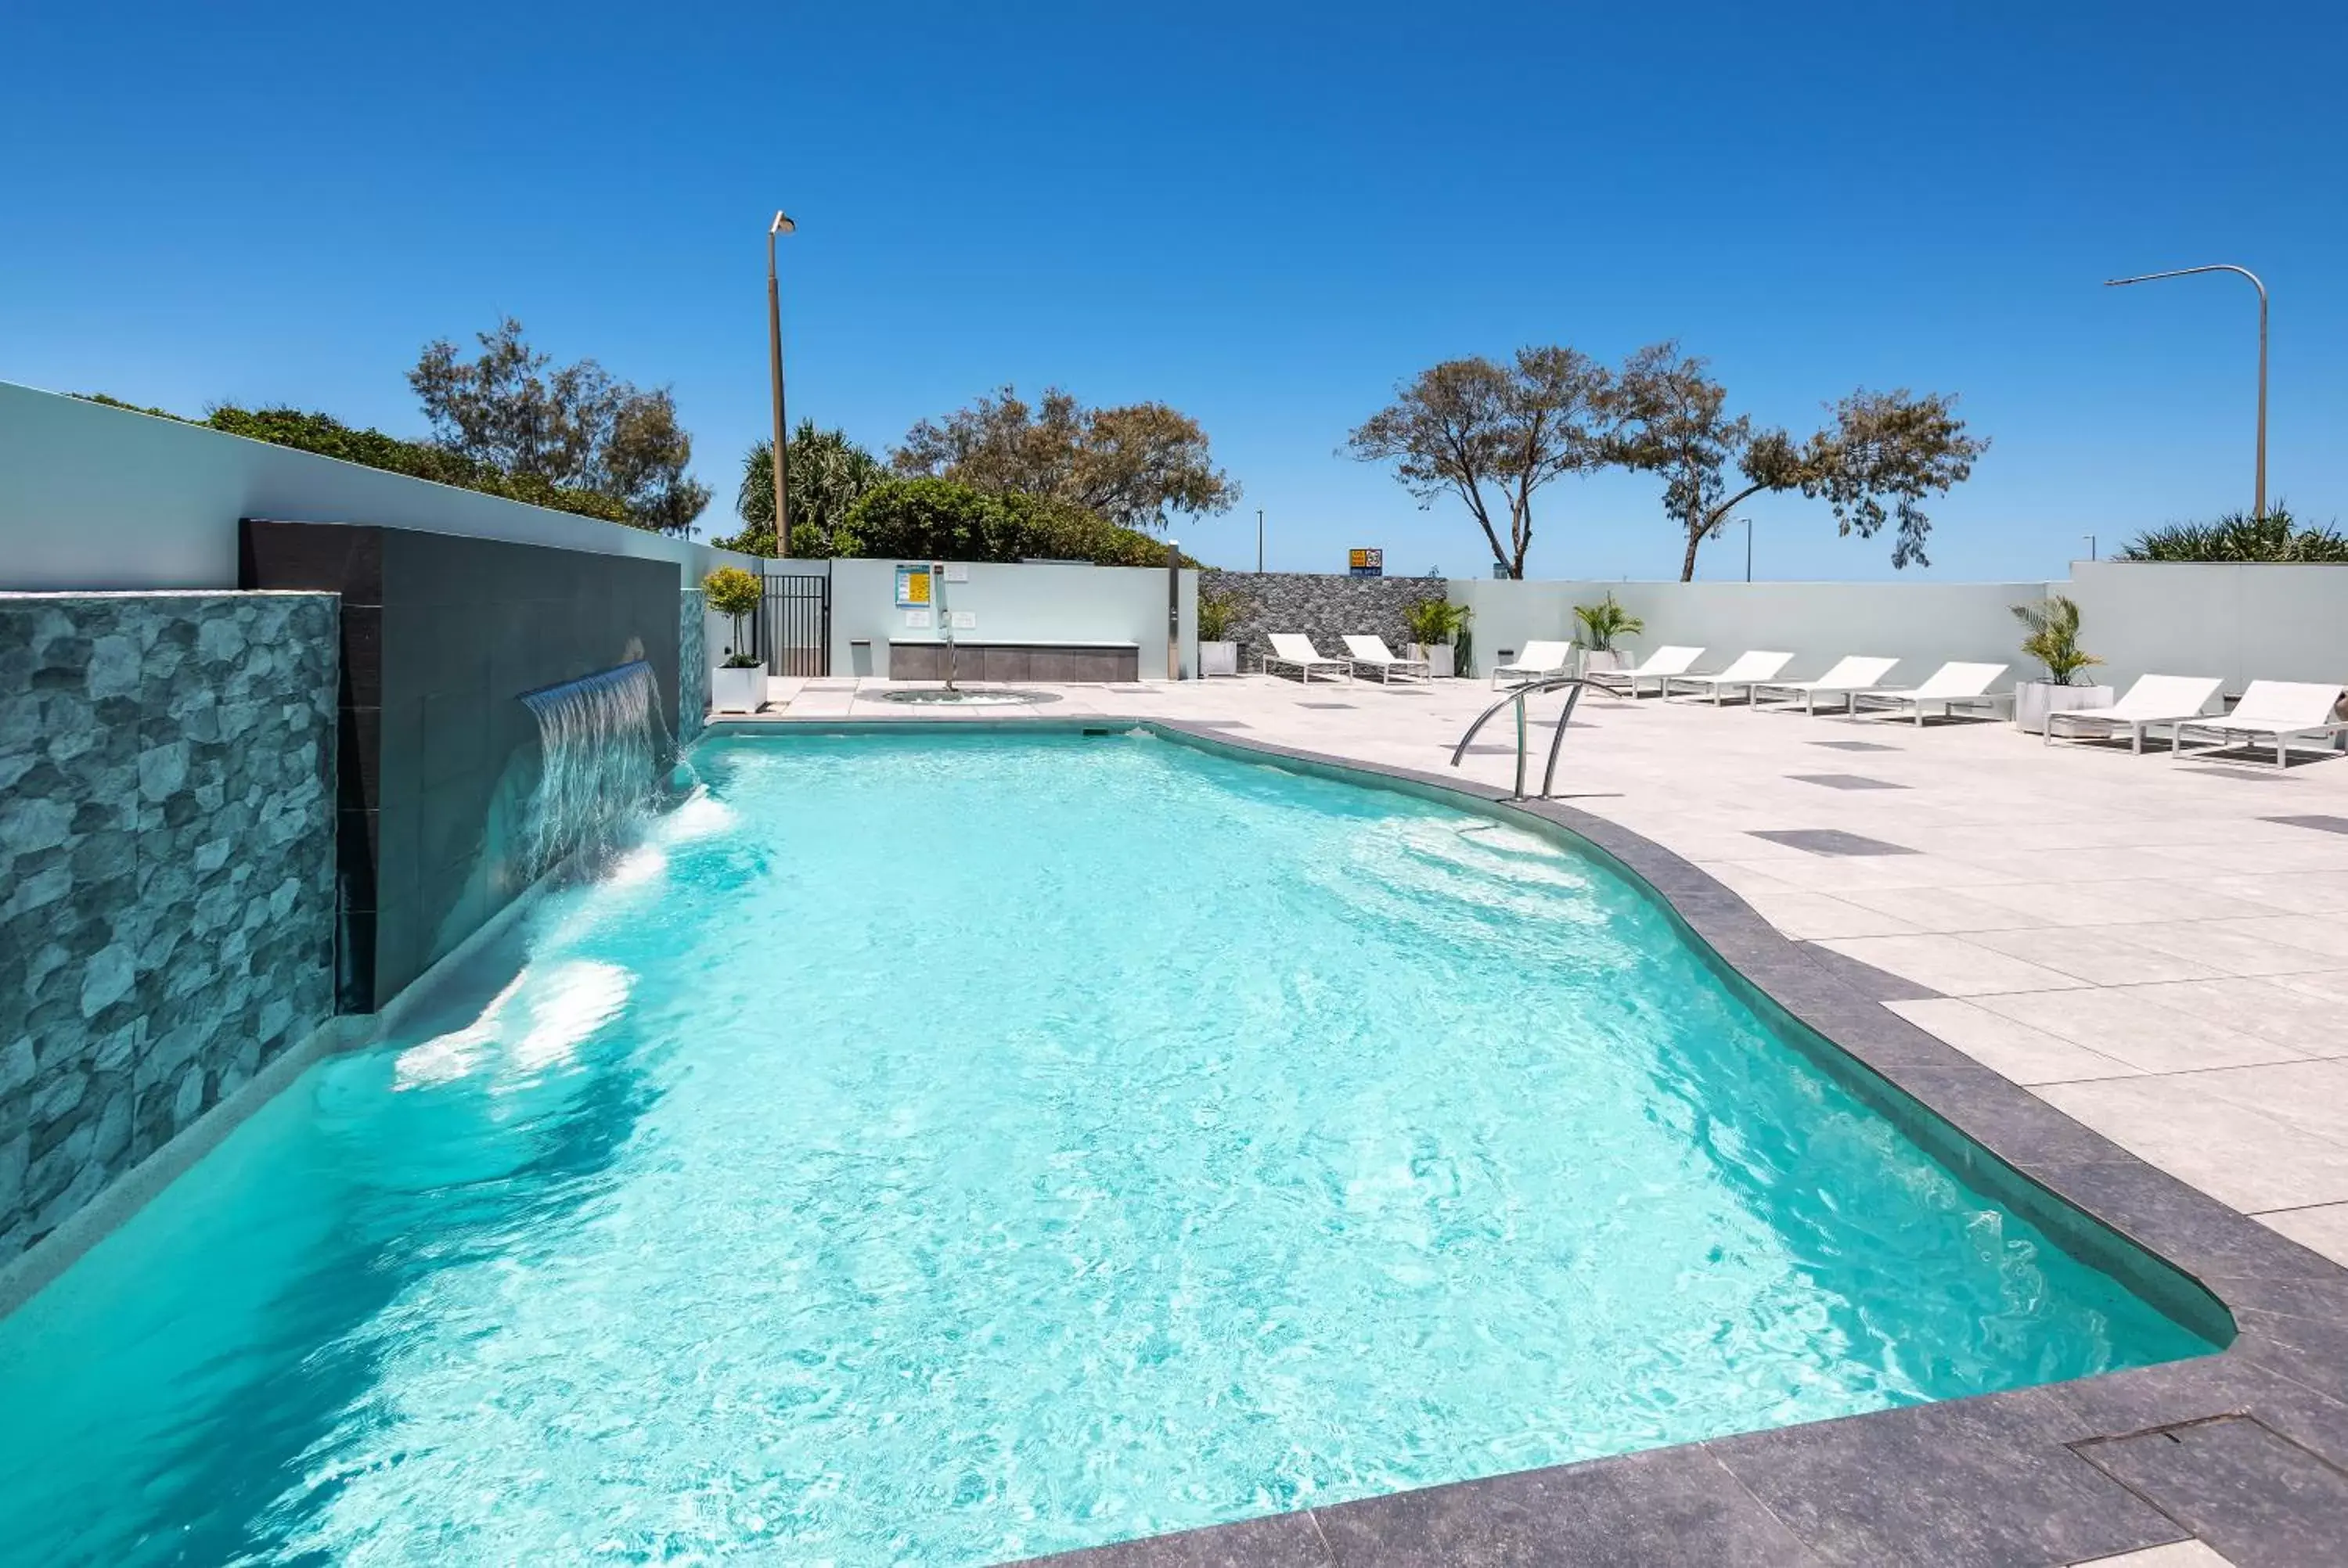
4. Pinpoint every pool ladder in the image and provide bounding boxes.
[1449,675,1590,800]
